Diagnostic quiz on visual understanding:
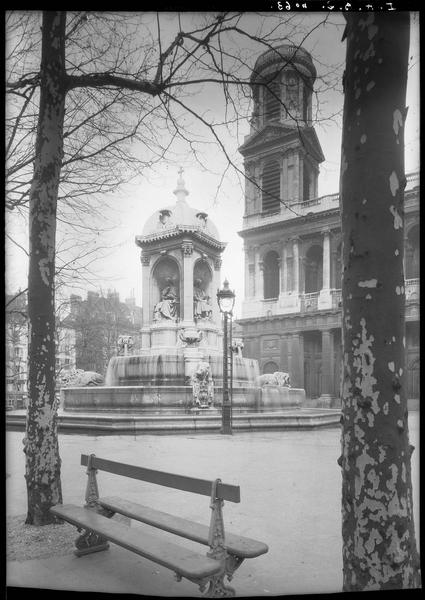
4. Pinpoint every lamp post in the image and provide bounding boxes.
[217,279,235,435]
